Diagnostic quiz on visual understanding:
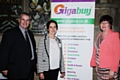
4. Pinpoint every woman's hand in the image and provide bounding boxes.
[95,67,100,76]
[95,67,98,73]
[60,72,65,78]
[39,73,44,79]
[2,70,8,76]
[109,70,114,79]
